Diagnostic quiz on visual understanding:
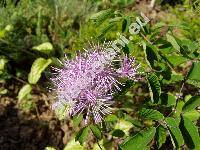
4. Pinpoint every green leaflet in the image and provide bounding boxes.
[165,117,184,148]
[73,115,83,127]
[166,33,180,52]
[63,138,84,150]
[0,57,8,71]
[160,93,176,107]
[183,110,200,122]
[166,55,187,67]
[17,84,32,101]
[143,44,159,69]
[92,140,106,150]
[147,73,161,103]
[90,125,102,140]
[187,61,200,81]
[98,23,115,39]
[119,127,156,150]
[182,96,200,112]
[18,85,34,112]
[186,79,200,88]
[180,116,200,149]
[156,125,167,148]
[28,58,52,84]
[90,9,113,26]
[112,129,125,138]
[122,16,131,33]
[114,119,133,136]
[105,114,118,122]
[32,42,53,54]
[54,104,69,120]
[75,127,89,145]
[139,108,164,121]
